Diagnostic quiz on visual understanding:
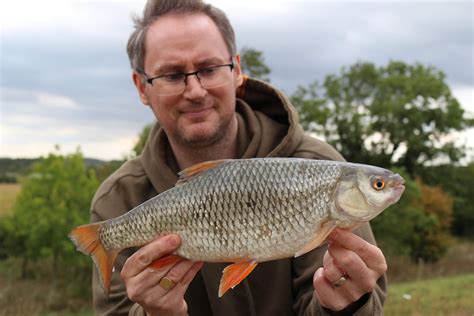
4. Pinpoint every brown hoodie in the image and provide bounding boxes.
[90,78,387,315]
